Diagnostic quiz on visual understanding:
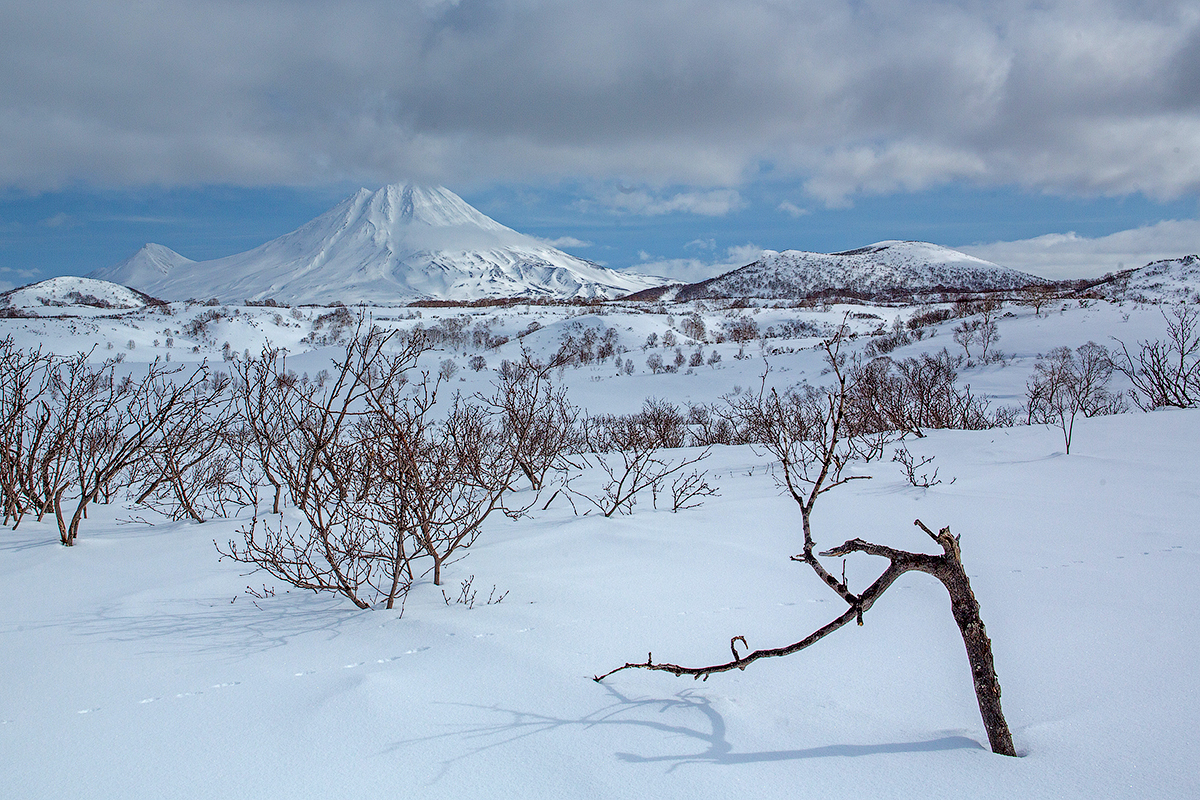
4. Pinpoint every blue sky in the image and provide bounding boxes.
[2,1,1199,289]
